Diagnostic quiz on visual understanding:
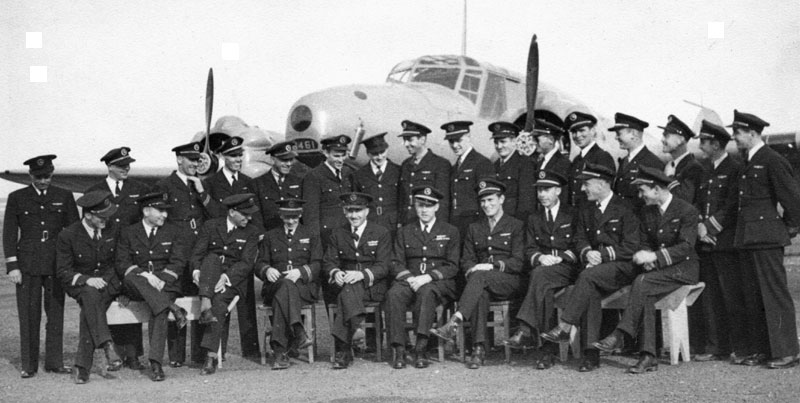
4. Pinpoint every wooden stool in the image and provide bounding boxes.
[456,300,512,363]
[326,301,383,362]
[391,304,450,363]
[259,302,317,363]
